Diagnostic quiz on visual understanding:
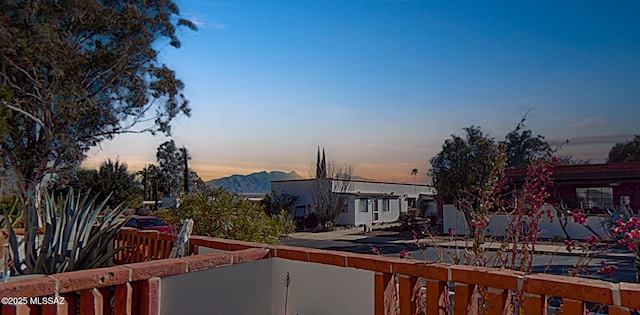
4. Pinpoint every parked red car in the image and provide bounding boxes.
[124,216,173,233]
